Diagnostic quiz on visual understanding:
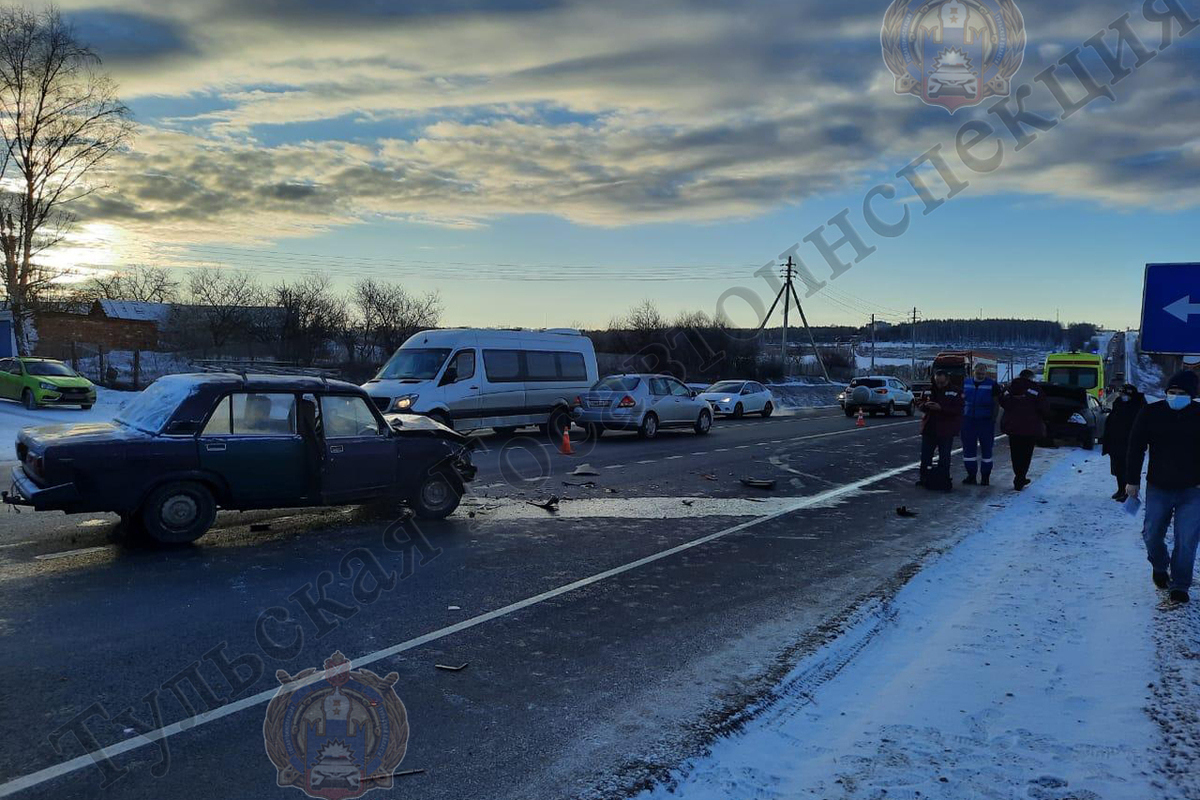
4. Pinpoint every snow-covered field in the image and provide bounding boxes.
[0,388,131,458]
[641,450,1200,800]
